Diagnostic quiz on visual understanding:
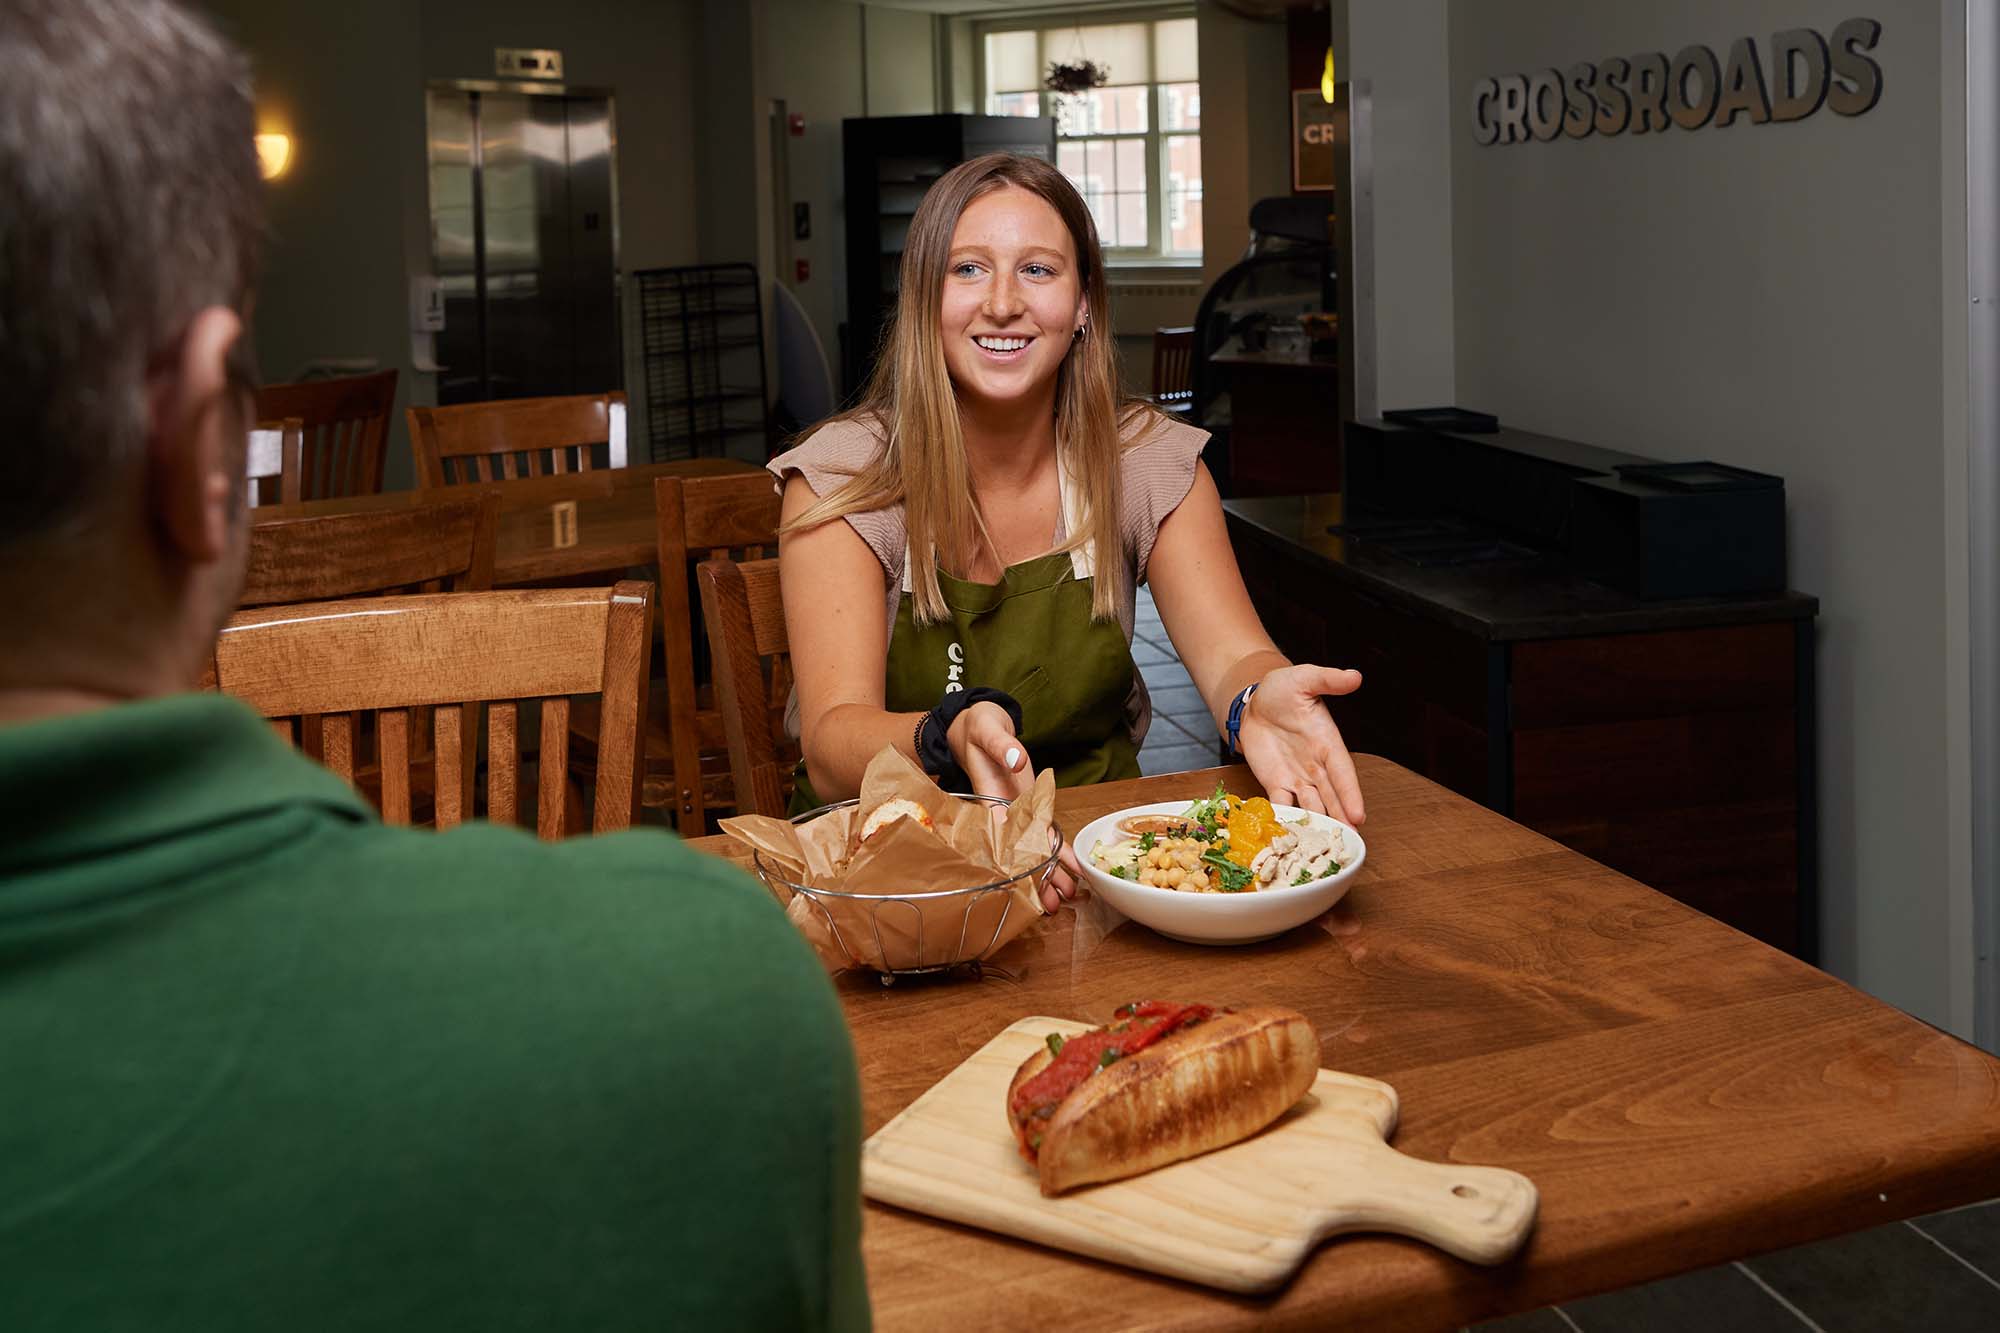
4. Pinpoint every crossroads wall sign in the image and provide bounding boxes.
[1470,18,1881,145]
